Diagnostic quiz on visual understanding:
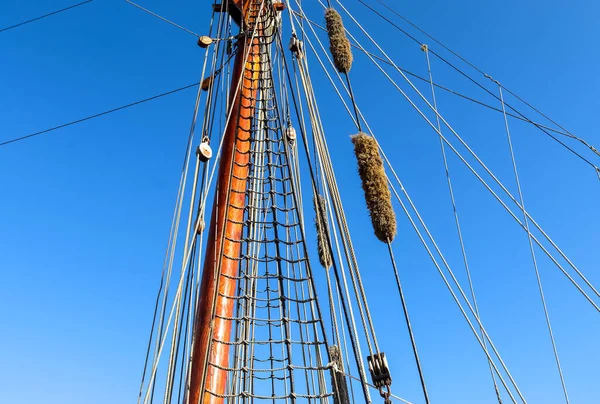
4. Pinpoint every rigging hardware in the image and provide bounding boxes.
[197,35,214,48]
[289,34,304,57]
[368,353,393,404]
[285,124,297,144]
[197,136,213,162]
[200,75,213,92]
